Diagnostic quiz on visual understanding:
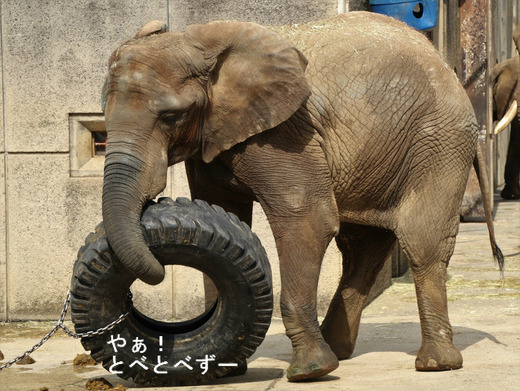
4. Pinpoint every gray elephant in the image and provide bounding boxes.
[492,25,520,200]
[101,12,503,381]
